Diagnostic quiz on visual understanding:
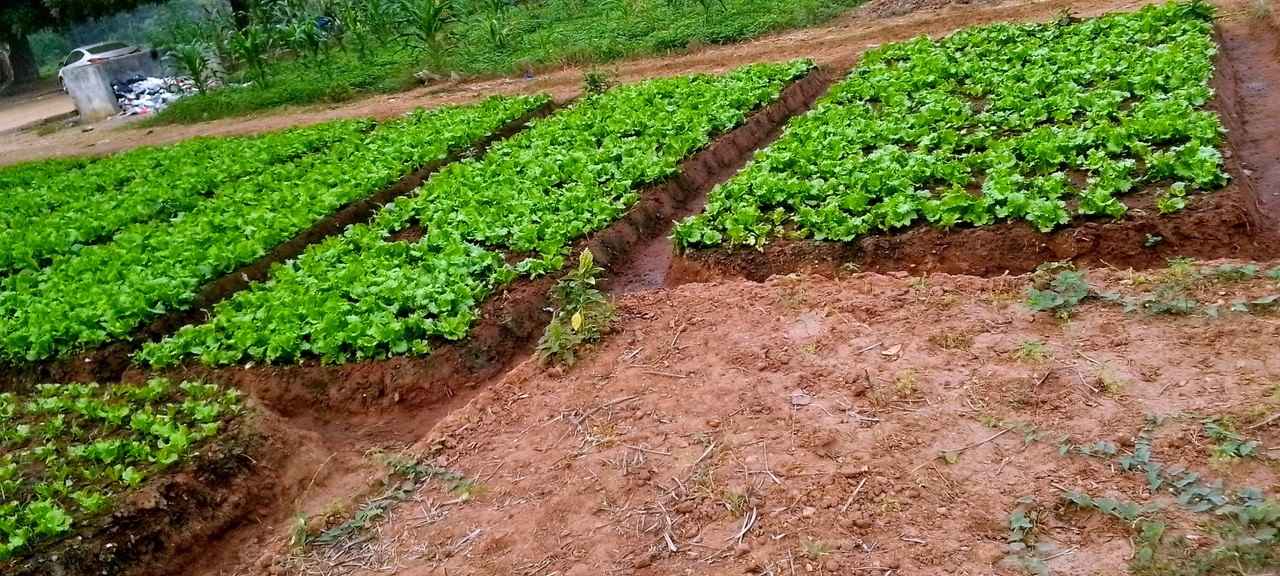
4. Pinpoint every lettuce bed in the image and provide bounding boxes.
[0,122,367,276]
[140,61,813,367]
[674,1,1227,250]
[0,95,547,363]
[0,379,243,560]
